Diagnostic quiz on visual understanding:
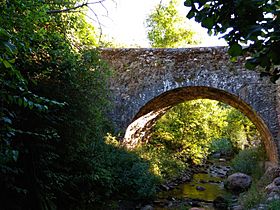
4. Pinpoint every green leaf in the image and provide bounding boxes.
[230,57,238,62]
[186,9,195,19]
[269,49,280,64]
[184,0,192,7]
[228,43,243,57]
[259,55,271,68]
[23,97,28,107]
[4,41,17,54]
[201,16,215,29]
[44,105,48,110]
[9,59,15,64]
[245,61,257,70]
[18,98,23,106]
[3,60,12,68]
[28,101,34,110]
[0,28,10,41]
